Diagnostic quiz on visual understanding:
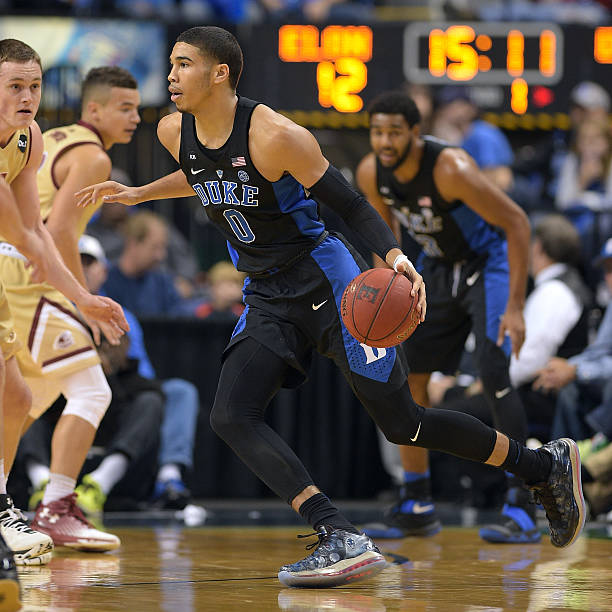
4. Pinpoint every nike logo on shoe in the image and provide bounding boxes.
[412,502,434,514]
[410,421,421,442]
[190,168,205,175]
[495,387,511,399]
[466,270,481,286]
[312,300,328,311]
